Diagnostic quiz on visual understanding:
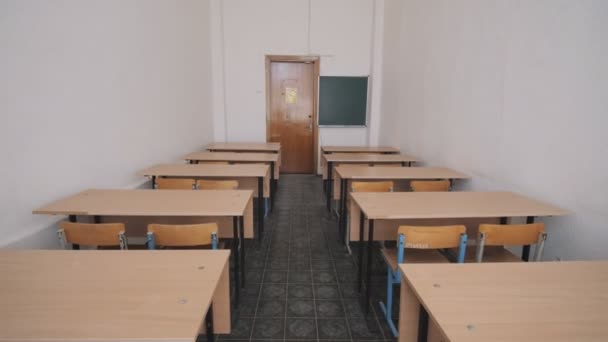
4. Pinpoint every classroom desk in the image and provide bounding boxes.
[334,166,470,247]
[139,163,271,238]
[185,151,280,196]
[322,153,418,212]
[0,250,231,342]
[206,142,281,154]
[320,146,400,177]
[206,142,281,168]
[321,146,400,154]
[33,189,253,305]
[349,191,569,313]
[398,261,608,342]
